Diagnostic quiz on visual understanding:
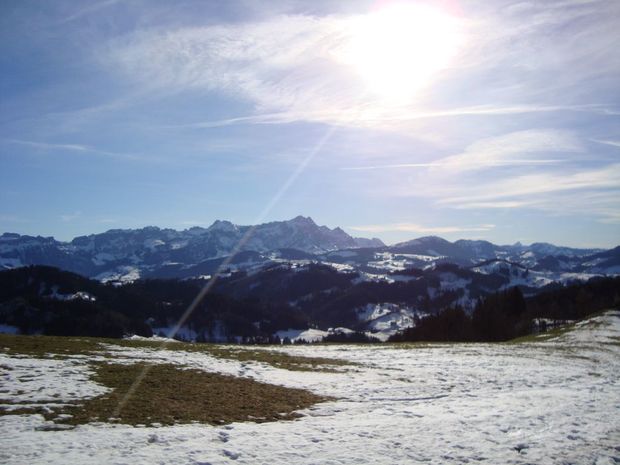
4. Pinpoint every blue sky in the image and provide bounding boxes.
[1,0,619,247]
